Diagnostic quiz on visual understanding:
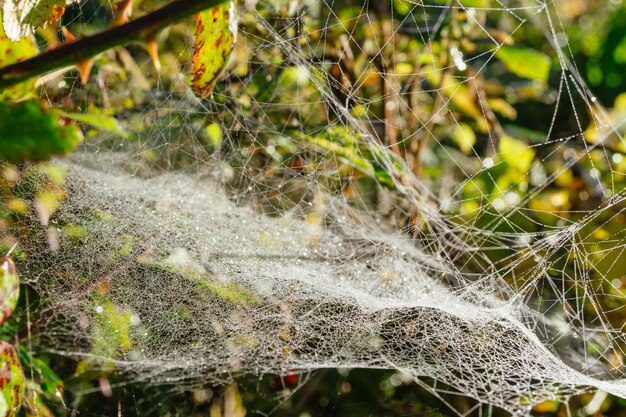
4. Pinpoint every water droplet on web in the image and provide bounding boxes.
[493,198,505,211]
[450,47,467,71]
